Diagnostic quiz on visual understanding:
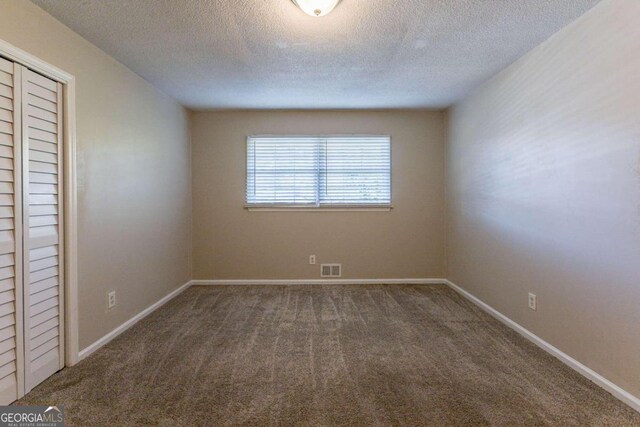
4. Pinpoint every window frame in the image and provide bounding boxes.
[244,134,393,211]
